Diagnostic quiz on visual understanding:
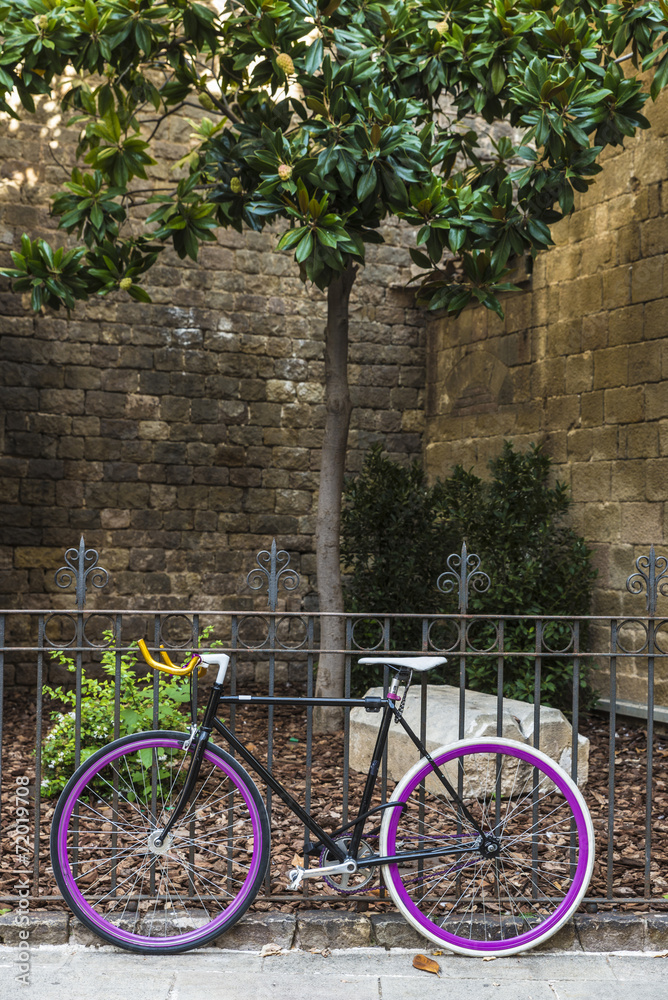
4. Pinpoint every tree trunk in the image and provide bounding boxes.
[313,261,357,733]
